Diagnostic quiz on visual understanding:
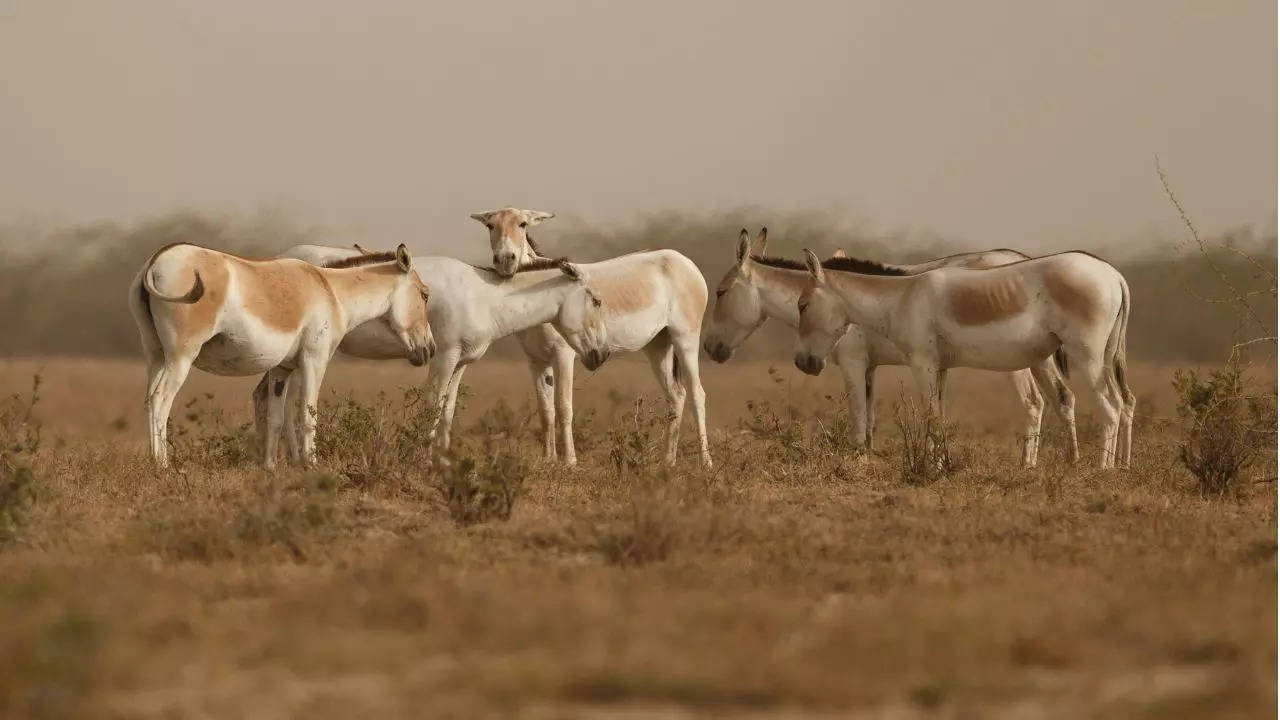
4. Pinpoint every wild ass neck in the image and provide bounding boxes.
[751,263,811,328]
[322,267,399,330]
[826,272,912,338]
